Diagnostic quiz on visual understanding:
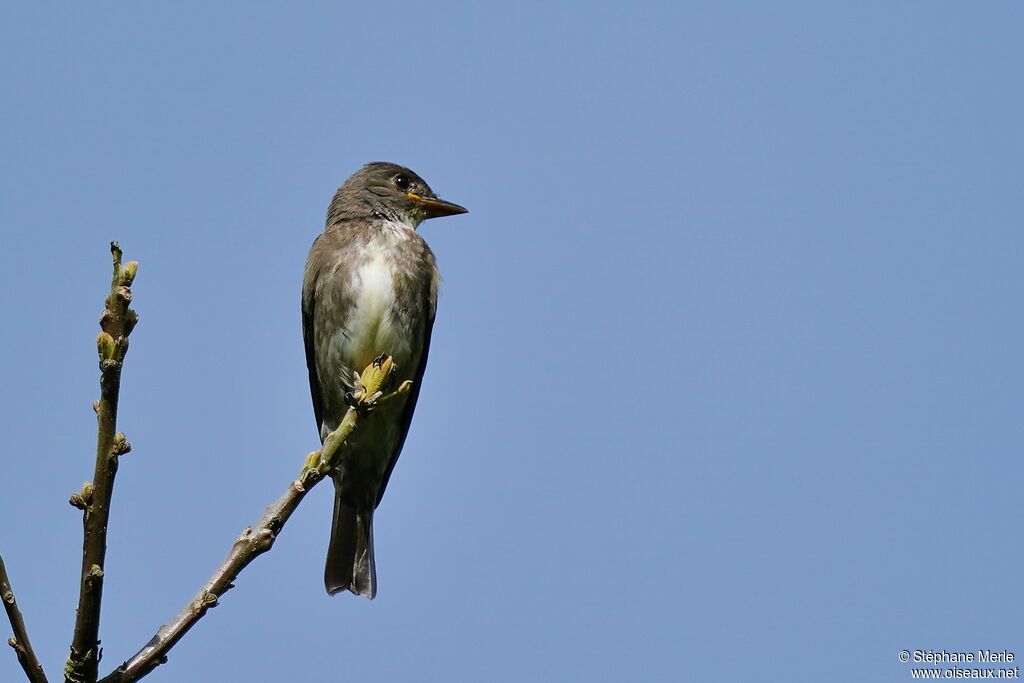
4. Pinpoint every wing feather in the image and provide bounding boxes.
[302,237,326,436]
[375,303,435,506]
